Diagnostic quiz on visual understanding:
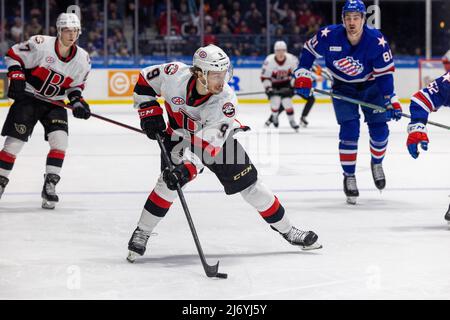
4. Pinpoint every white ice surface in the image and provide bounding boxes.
[0,102,449,299]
